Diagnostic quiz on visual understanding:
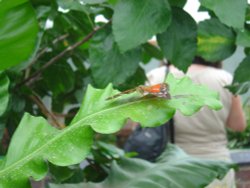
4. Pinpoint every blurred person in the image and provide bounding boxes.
[147,56,246,188]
